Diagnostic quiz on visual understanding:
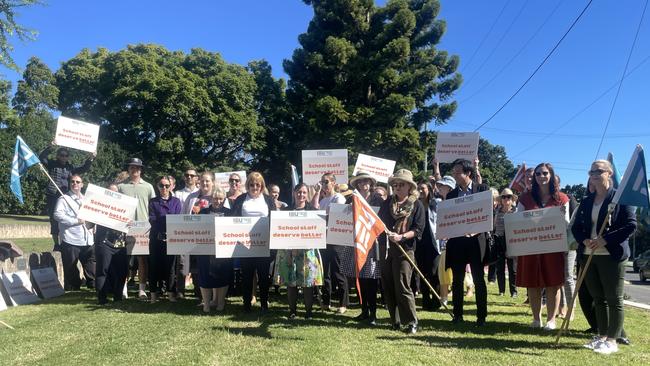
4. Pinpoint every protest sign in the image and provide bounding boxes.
[0,271,40,305]
[0,291,6,311]
[215,217,270,258]
[301,149,348,185]
[269,210,327,249]
[78,184,138,233]
[352,153,396,183]
[54,116,100,153]
[326,203,380,246]
[31,267,65,299]
[434,132,480,163]
[167,214,216,255]
[504,206,568,257]
[127,221,150,255]
[436,190,493,239]
[214,171,247,193]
